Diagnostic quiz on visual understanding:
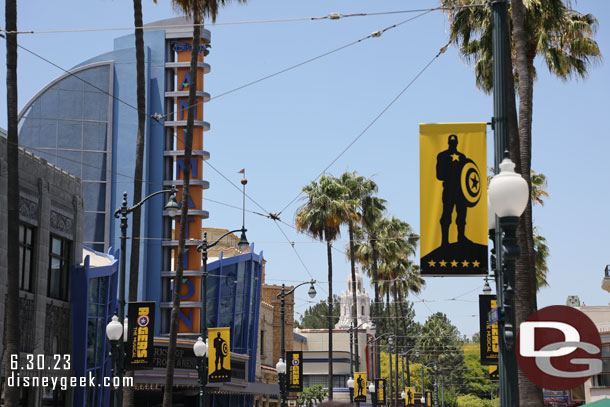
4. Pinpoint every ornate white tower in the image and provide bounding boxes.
[335,271,373,330]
